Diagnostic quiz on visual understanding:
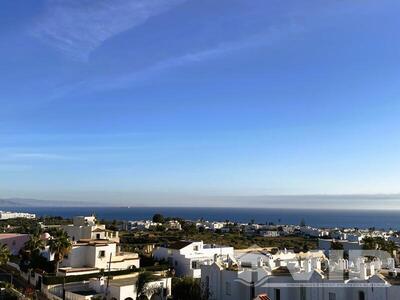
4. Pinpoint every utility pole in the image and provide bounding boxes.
[104,253,112,300]
[62,276,66,300]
